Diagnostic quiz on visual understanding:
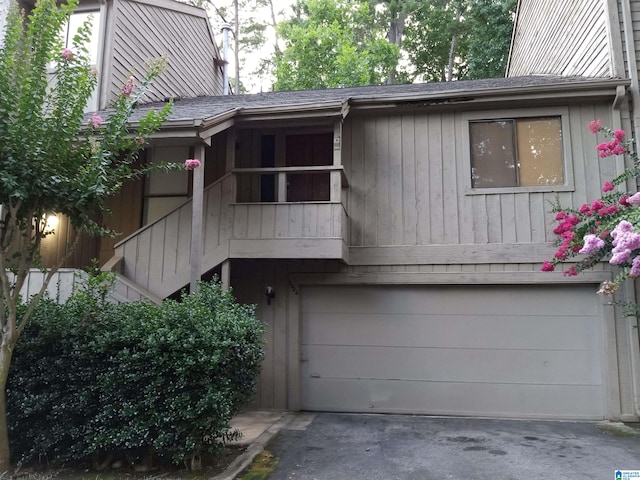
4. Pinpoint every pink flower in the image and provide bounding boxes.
[563,266,578,277]
[612,144,627,155]
[619,195,631,207]
[184,158,201,170]
[614,129,626,141]
[628,192,640,206]
[591,199,605,211]
[588,120,601,134]
[610,220,640,265]
[602,181,614,192]
[578,203,590,214]
[579,234,605,254]
[122,76,135,96]
[61,48,73,60]
[88,113,103,129]
[541,261,555,272]
[555,211,567,220]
